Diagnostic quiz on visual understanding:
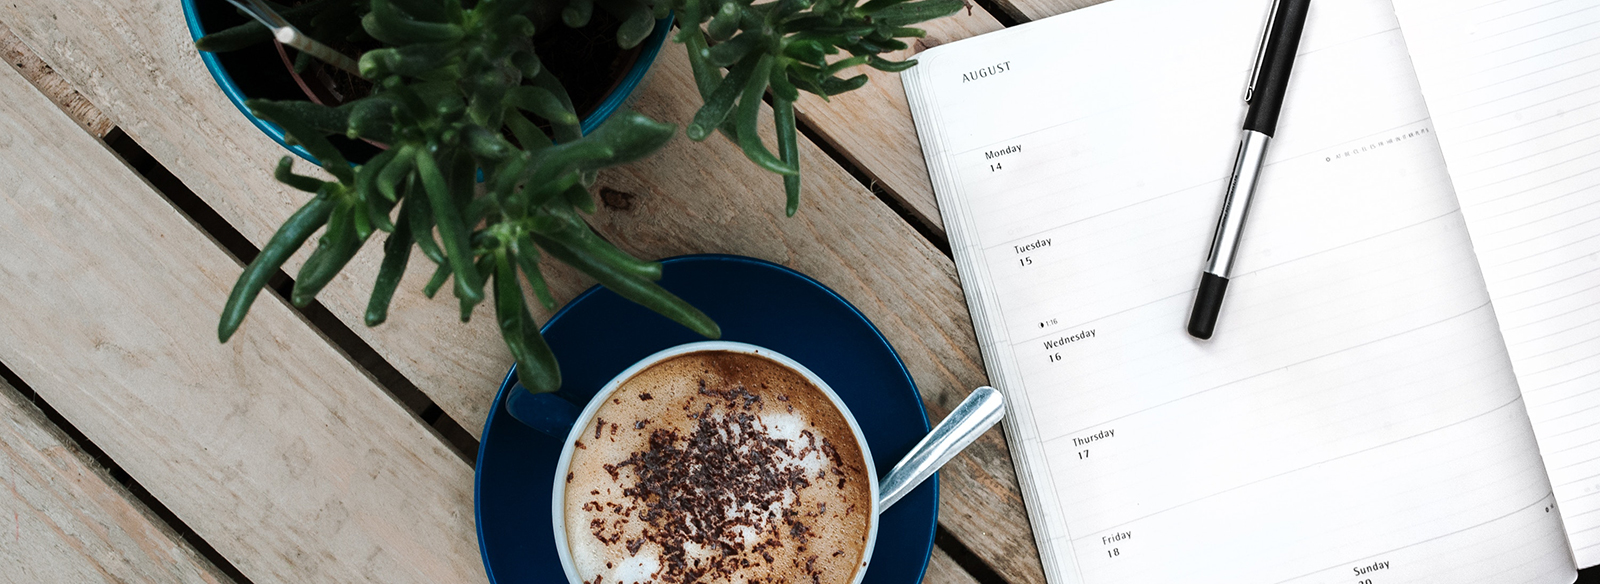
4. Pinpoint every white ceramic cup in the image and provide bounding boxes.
[550,340,881,584]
